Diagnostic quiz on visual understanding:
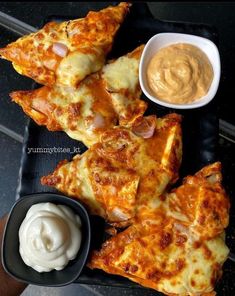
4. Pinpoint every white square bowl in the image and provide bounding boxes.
[139,33,221,109]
